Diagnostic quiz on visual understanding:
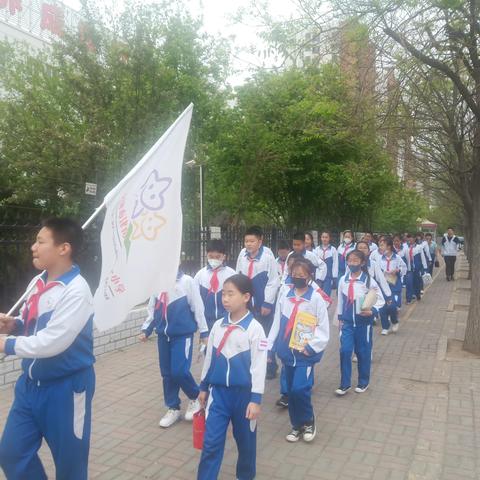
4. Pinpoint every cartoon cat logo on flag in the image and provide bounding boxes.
[102,169,172,299]
[116,169,172,258]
